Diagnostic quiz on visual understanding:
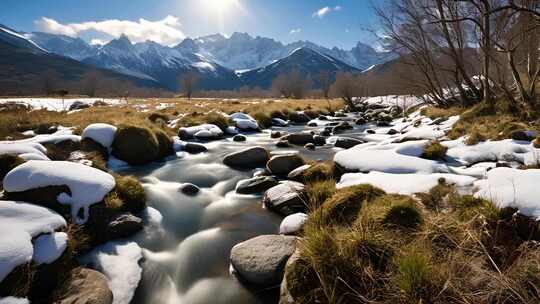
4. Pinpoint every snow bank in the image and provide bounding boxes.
[3,161,115,224]
[82,123,117,149]
[446,139,532,165]
[80,241,143,304]
[474,168,540,219]
[0,142,48,159]
[338,171,476,195]
[0,201,66,281]
[0,98,124,112]
[0,297,30,304]
[334,142,448,174]
[32,232,68,265]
